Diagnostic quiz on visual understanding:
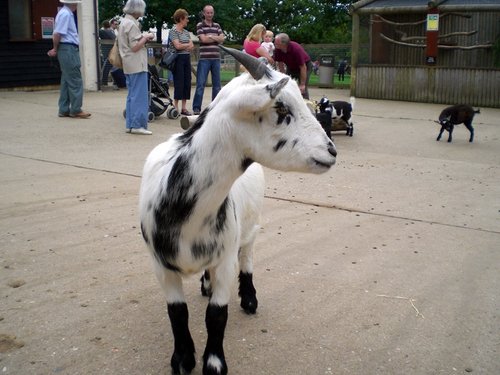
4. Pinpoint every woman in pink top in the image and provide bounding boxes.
[243,24,274,65]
